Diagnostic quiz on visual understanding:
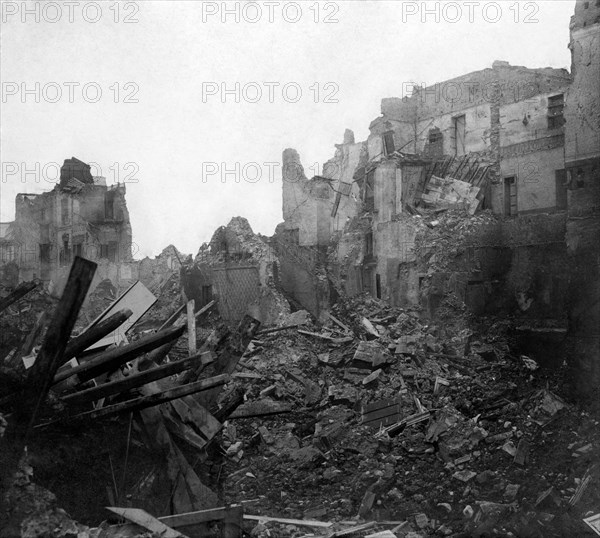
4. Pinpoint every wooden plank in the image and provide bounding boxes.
[326,313,351,333]
[0,281,38,313]
[22,257,96,435]
[228,400,291,420]
[147,300,216,366]
[171,396,222,442]
[159,507,227,528]
[298,330,354,345]
[256,324,300,336]
[62,308,133,365]
[213,386,245,422]
[198,315,260,408]
[328,521,377,537]
[60,374,230,423]
[61,352,211,404]
[187,300,197,356]
[362,399,402,427]
[53,325,186,384]
[244,515,332,529]
[106,507,187,538]
[158,303,186,331]
[82,281,157,351]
